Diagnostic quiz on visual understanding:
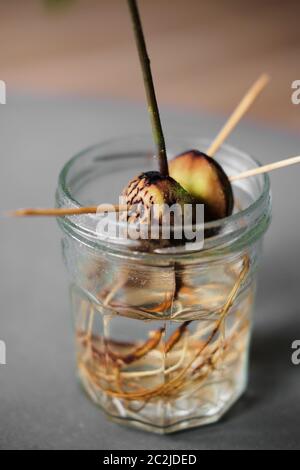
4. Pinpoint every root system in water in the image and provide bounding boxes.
[75,256,251,425]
